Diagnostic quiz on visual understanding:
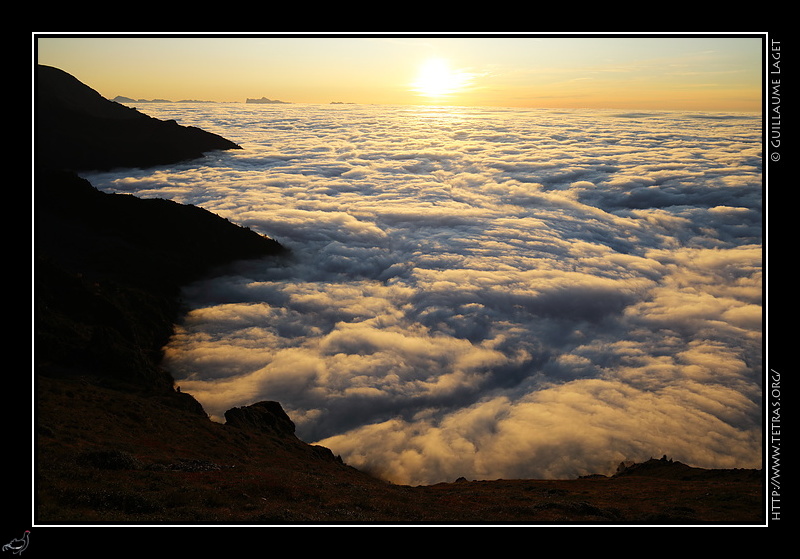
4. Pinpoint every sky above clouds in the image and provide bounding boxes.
[81,102,763,485]
[35,33,764,111]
